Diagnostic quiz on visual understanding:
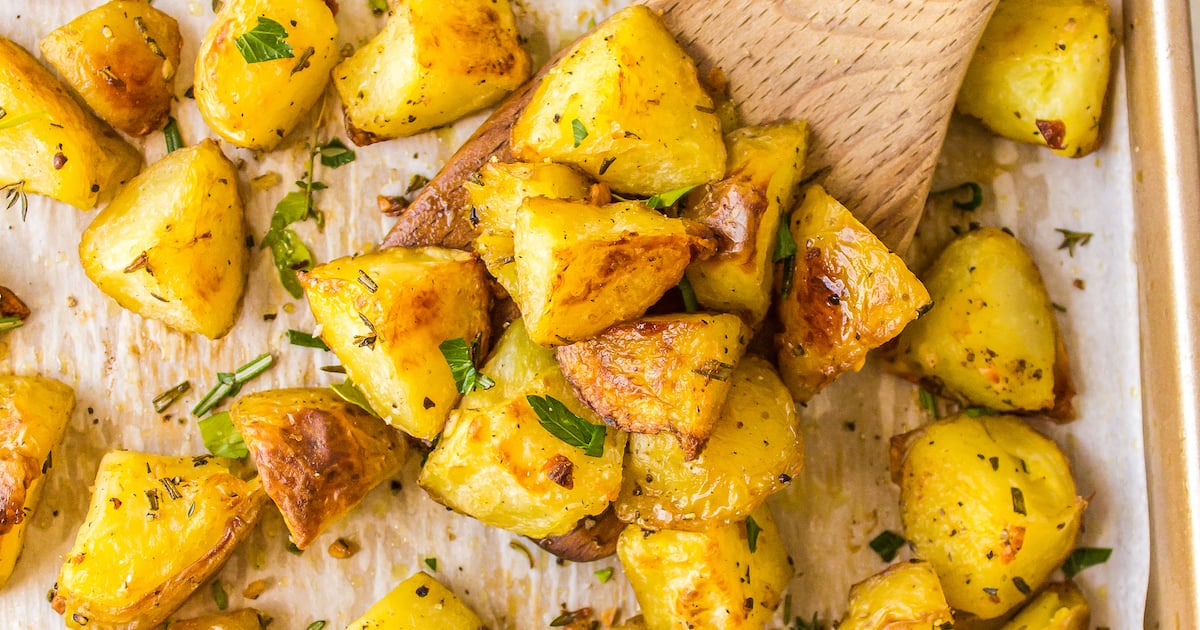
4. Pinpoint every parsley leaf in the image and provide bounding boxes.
[645,185,696,210]
[745,515,762,552]
[287,329,328,350]
[424,557,438,571]
[439,336,495,394]
[678,276,699,313]
[163,117,183,153]
[594,567,613,583]
[525,395,606,457]
[234,17,294,64]
[774,218,798,261]
[317,139,356,168]
[1055,228,1093,257]
[330,378,380,418]
[262,227,313,298]
[198,412,249,458]
[869,530,906,562]
[571,118,588,147]
[1062,547,1112,578]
